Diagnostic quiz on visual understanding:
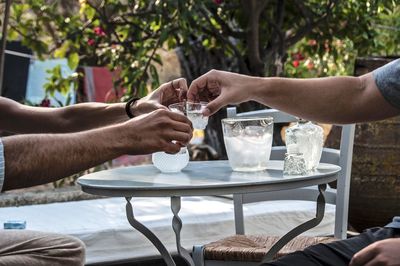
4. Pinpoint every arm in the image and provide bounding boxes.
[0,97,127,133]
[0,78,188,134]
[188,65,400,124]
[1,109,192,191]
[252,73,399,123]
